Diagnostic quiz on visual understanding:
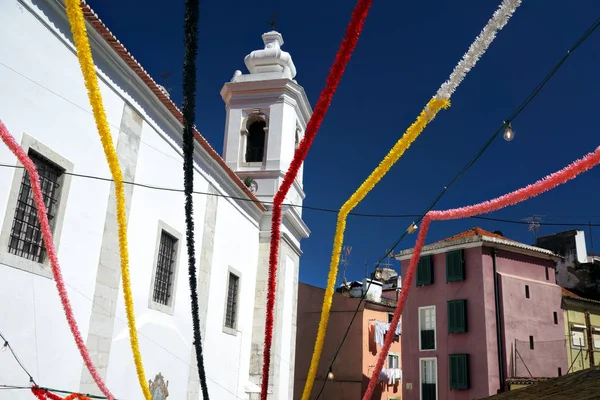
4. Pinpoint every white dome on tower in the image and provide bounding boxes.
[231,31,296,83]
